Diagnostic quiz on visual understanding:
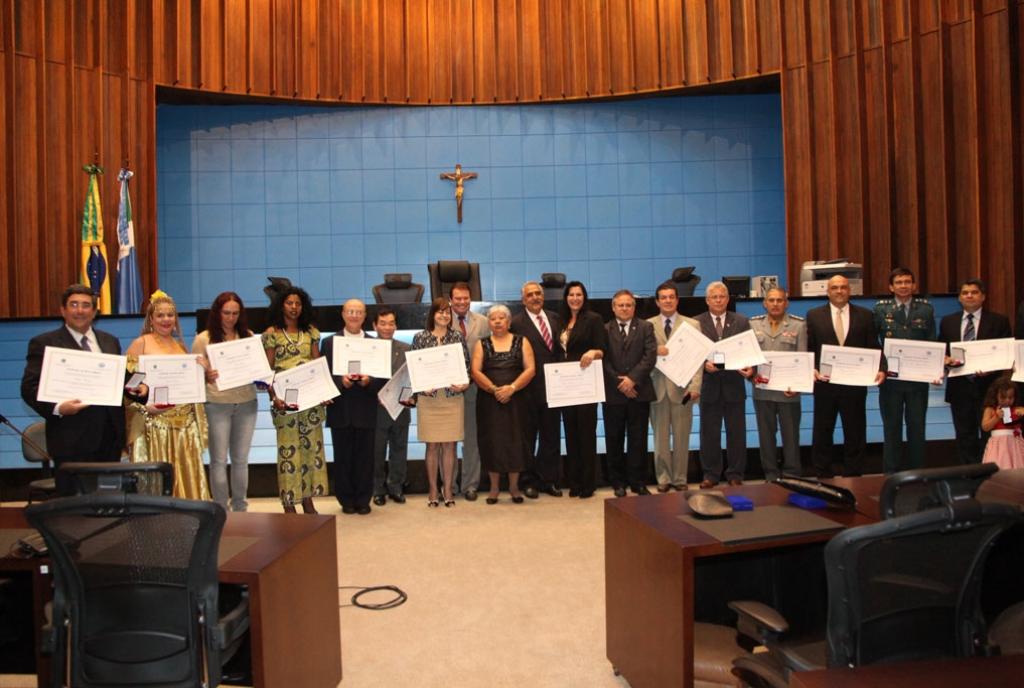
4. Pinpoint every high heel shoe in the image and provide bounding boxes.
[428,491,439,508]
[301,497,318,514]
[486,494,499,505]
[511,494,525,504]
[443,491,455,507]
[283,504,297,513]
